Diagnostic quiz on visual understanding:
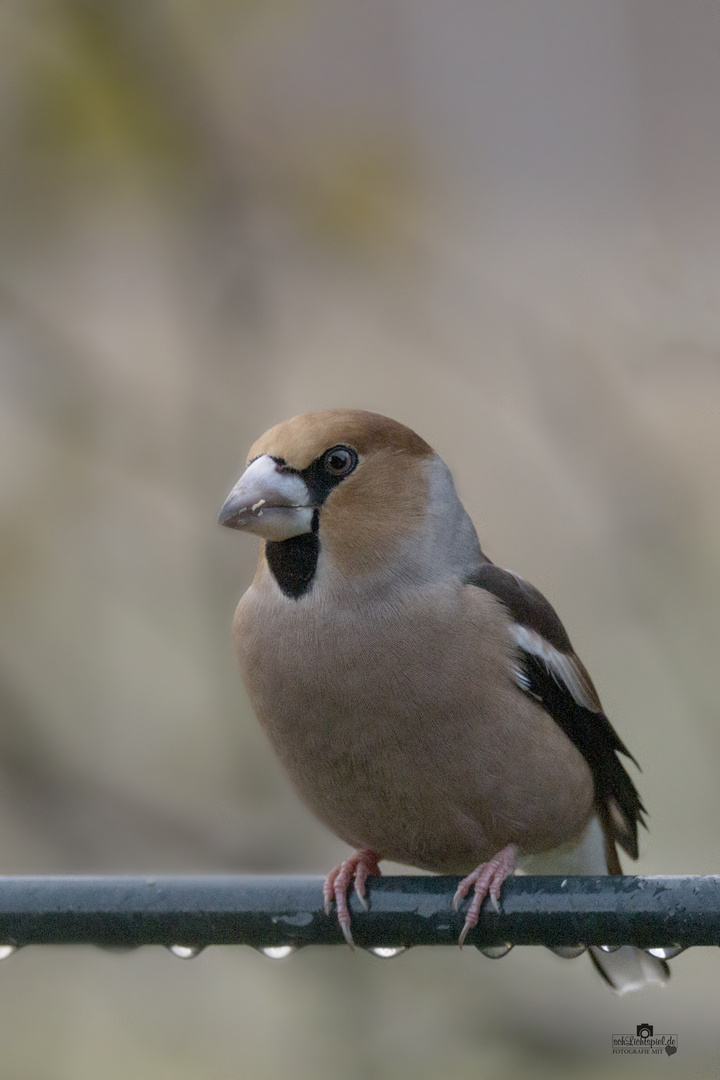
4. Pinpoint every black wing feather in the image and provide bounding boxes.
[467,561,645,860]
[518,651,645,858]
